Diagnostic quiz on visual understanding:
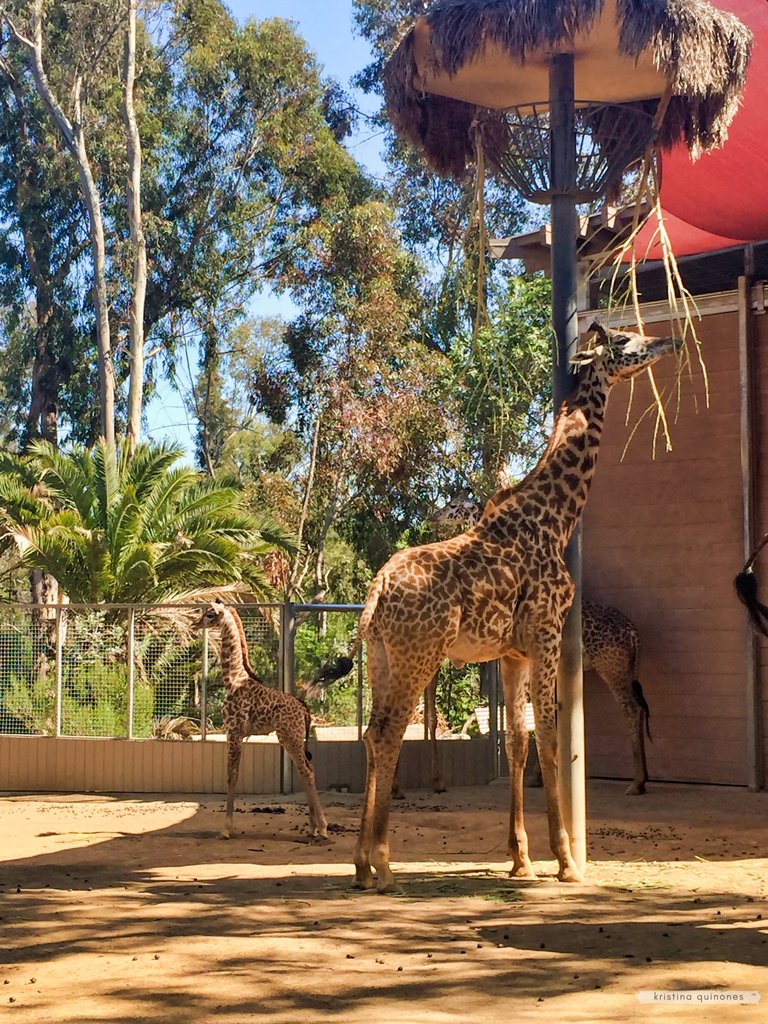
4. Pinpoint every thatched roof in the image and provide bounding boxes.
[384,0,753,178]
